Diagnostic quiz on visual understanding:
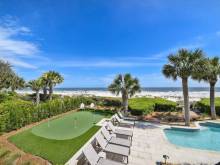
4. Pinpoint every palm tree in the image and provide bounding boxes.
[0,60,13,90]
[108,73,141,113]
[39,76,48,100]
[27,79,42,105]
[42,71,64,100]
[8,74,25,92]
[162,49,204,126]
[193,57,220,119]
